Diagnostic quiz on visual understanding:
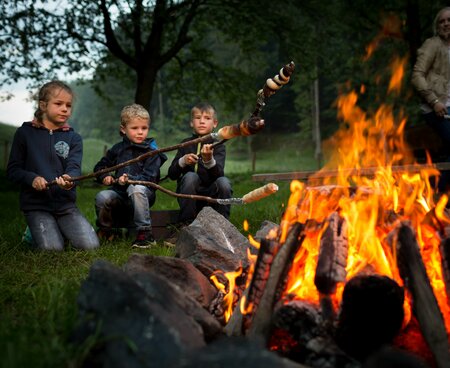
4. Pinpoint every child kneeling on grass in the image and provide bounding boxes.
[167,102,232,225]
[7,81,99,251]
[94,104,167,248]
